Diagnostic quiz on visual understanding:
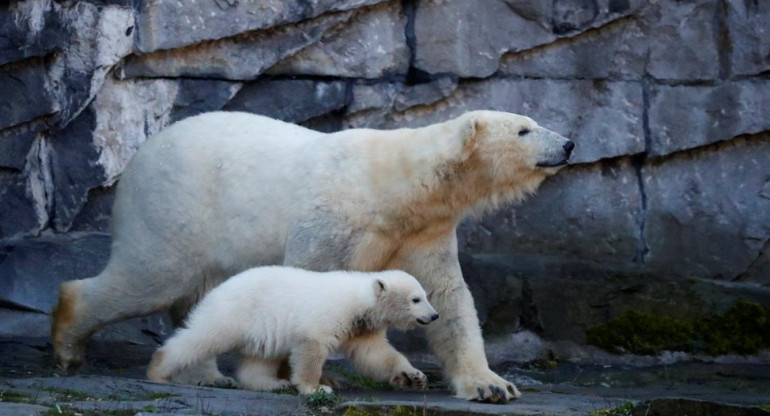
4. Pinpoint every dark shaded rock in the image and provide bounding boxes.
[460,253,525,336]
[0,172,45,241]
[224,80,348,123]
[48,110,105,232]
[414,0,643,77]
[393,77,456,111]
[631,398,770,416]
[134,0,385,52]
[0,61,58,131]
[170,79,240,123]
[0,128,37,171]
[122,11,351,80]
[552,0,599,35]
[725,0,770,77]
[300,112,345,133]
[0,310,49,338]
[69,186,115,233]
[643,135,770,280]
[0,402,49,416]
[0,1,64,66]
[648,81,770,156]
[0,232,110,312]
[267,2,409,78]
[459,253,770,343]
[459,160,641,271]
